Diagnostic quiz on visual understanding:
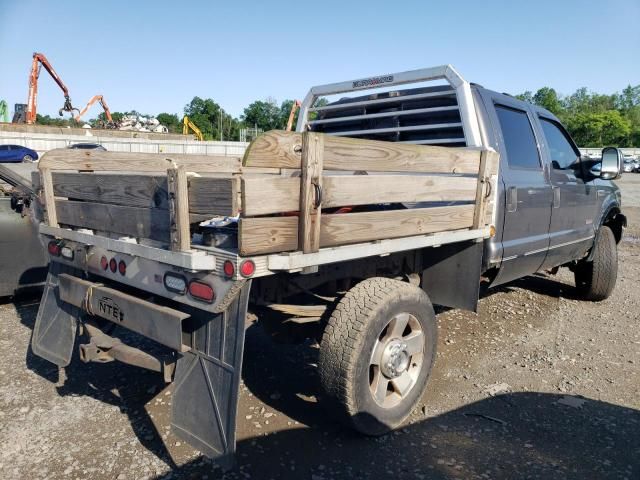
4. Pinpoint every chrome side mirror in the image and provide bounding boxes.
[600,147,622,180]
